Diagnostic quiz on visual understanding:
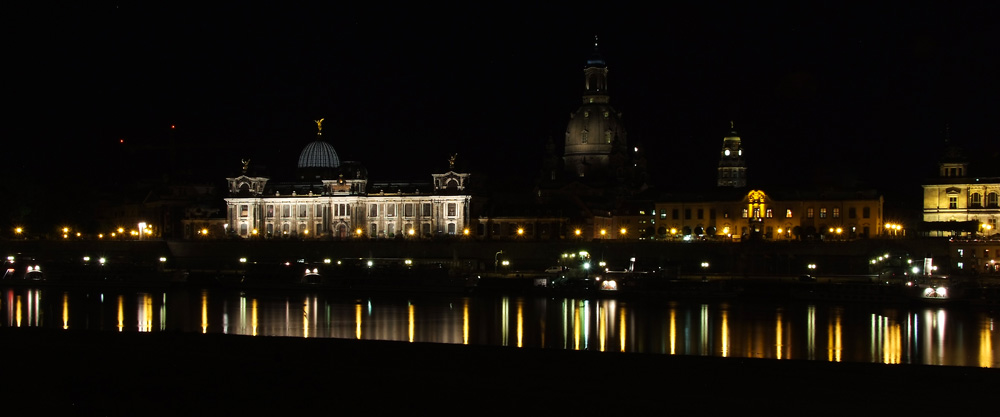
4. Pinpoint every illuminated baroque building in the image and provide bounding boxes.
[654,189,884,240]
[224,120,471,239]
[922,142,999,236]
